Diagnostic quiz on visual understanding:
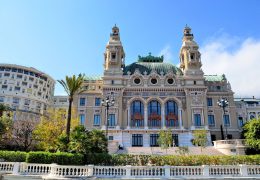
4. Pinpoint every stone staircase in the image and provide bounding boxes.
[115,146,224,155]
